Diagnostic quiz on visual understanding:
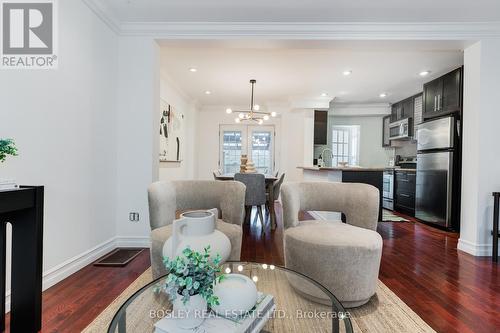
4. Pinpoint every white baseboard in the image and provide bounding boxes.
[5,235,151,313]
[115,235,151,248]
[458,238,499,256]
